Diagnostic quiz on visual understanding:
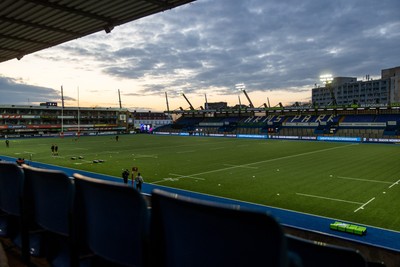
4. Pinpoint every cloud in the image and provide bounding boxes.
[2,0,399,108]
[0,76,73,105]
